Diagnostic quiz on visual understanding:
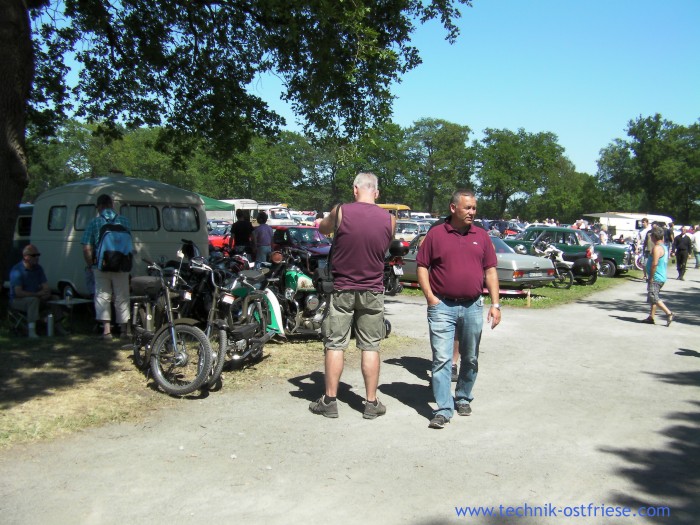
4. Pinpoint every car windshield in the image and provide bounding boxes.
[490,236,515,254]
[210,226,228,236]
[288,228,331,245]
